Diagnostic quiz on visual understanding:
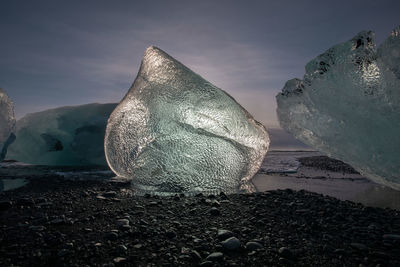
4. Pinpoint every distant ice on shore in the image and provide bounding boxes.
[7,103,116,166]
